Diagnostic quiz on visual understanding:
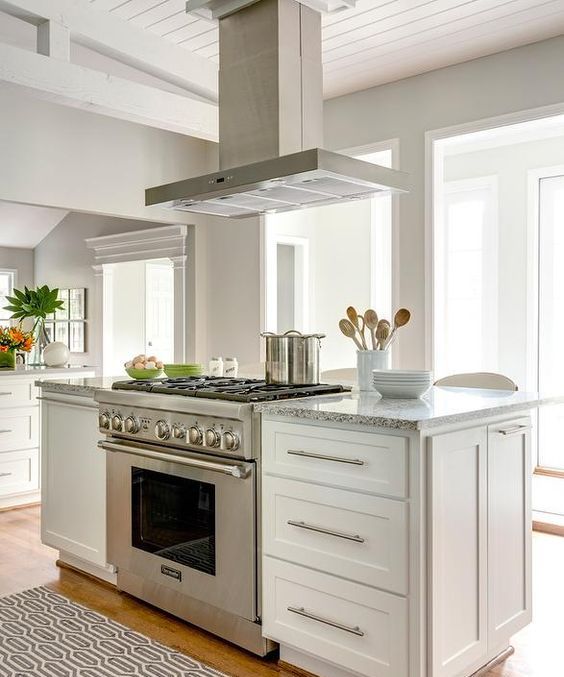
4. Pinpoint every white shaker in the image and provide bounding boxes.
[209,357,224,377]
[223,357,239,378]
